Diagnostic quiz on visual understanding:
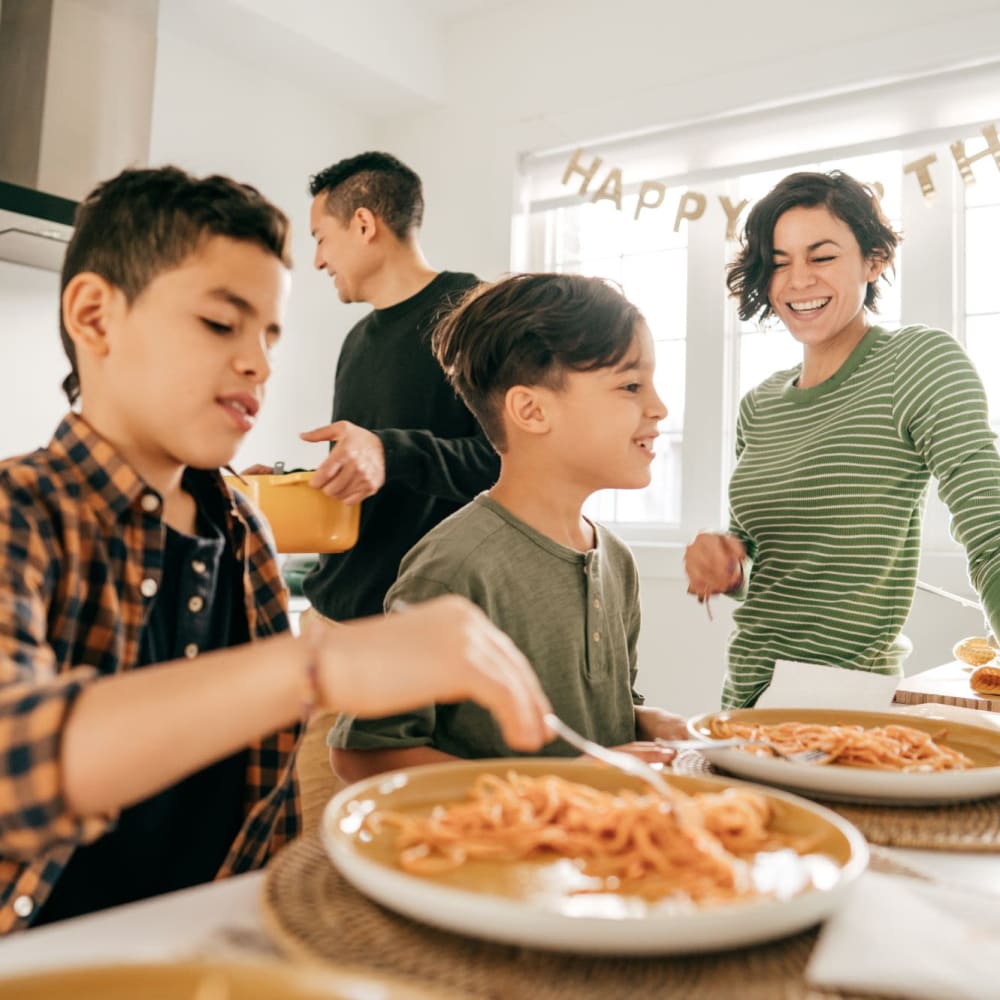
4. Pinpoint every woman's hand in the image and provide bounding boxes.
[684,531,746,599]
[309,596,551,752]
